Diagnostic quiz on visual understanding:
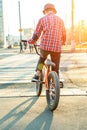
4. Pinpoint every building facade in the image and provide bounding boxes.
[0,0,7,48]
